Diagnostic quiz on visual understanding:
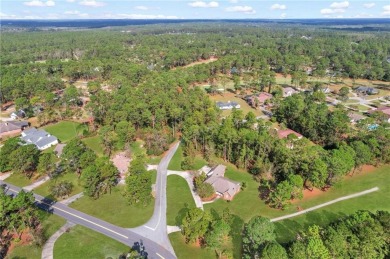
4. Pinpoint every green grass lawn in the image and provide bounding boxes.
[34,173,84,199]
[44,121,86,143]
[169,232,216,259]
[7,213,66,259]
[54,225,129,259]
[5,173,34,187]
[205,164,390,224]
[70,186,154,228]
[82,135,104,156]
[168,144,184,171]
[166,175,196,226]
